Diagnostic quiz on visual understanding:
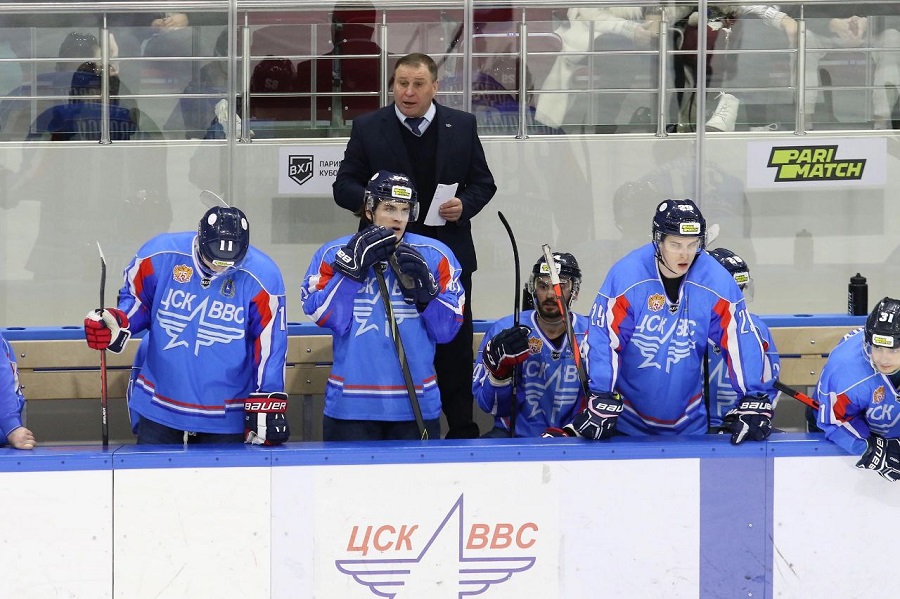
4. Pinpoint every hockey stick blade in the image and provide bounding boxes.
[773,380,820,409]
[200,189,230,209]
[97,241,106,309]
[541,243,590,398]
[706,223,721,247]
